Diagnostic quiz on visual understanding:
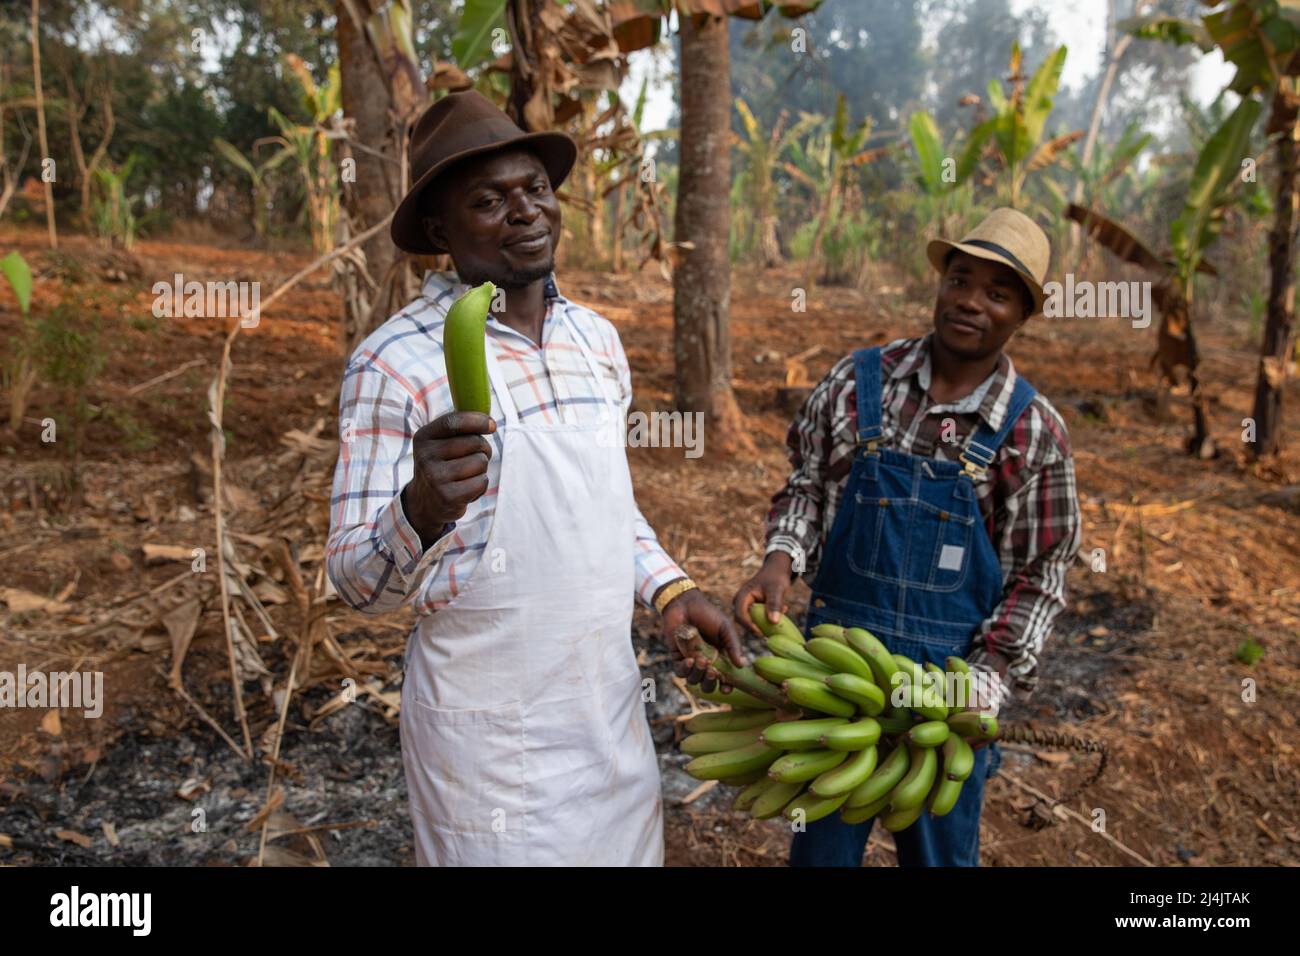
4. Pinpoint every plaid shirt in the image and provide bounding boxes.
[766,333,1082,698]
[326,271,685,616]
